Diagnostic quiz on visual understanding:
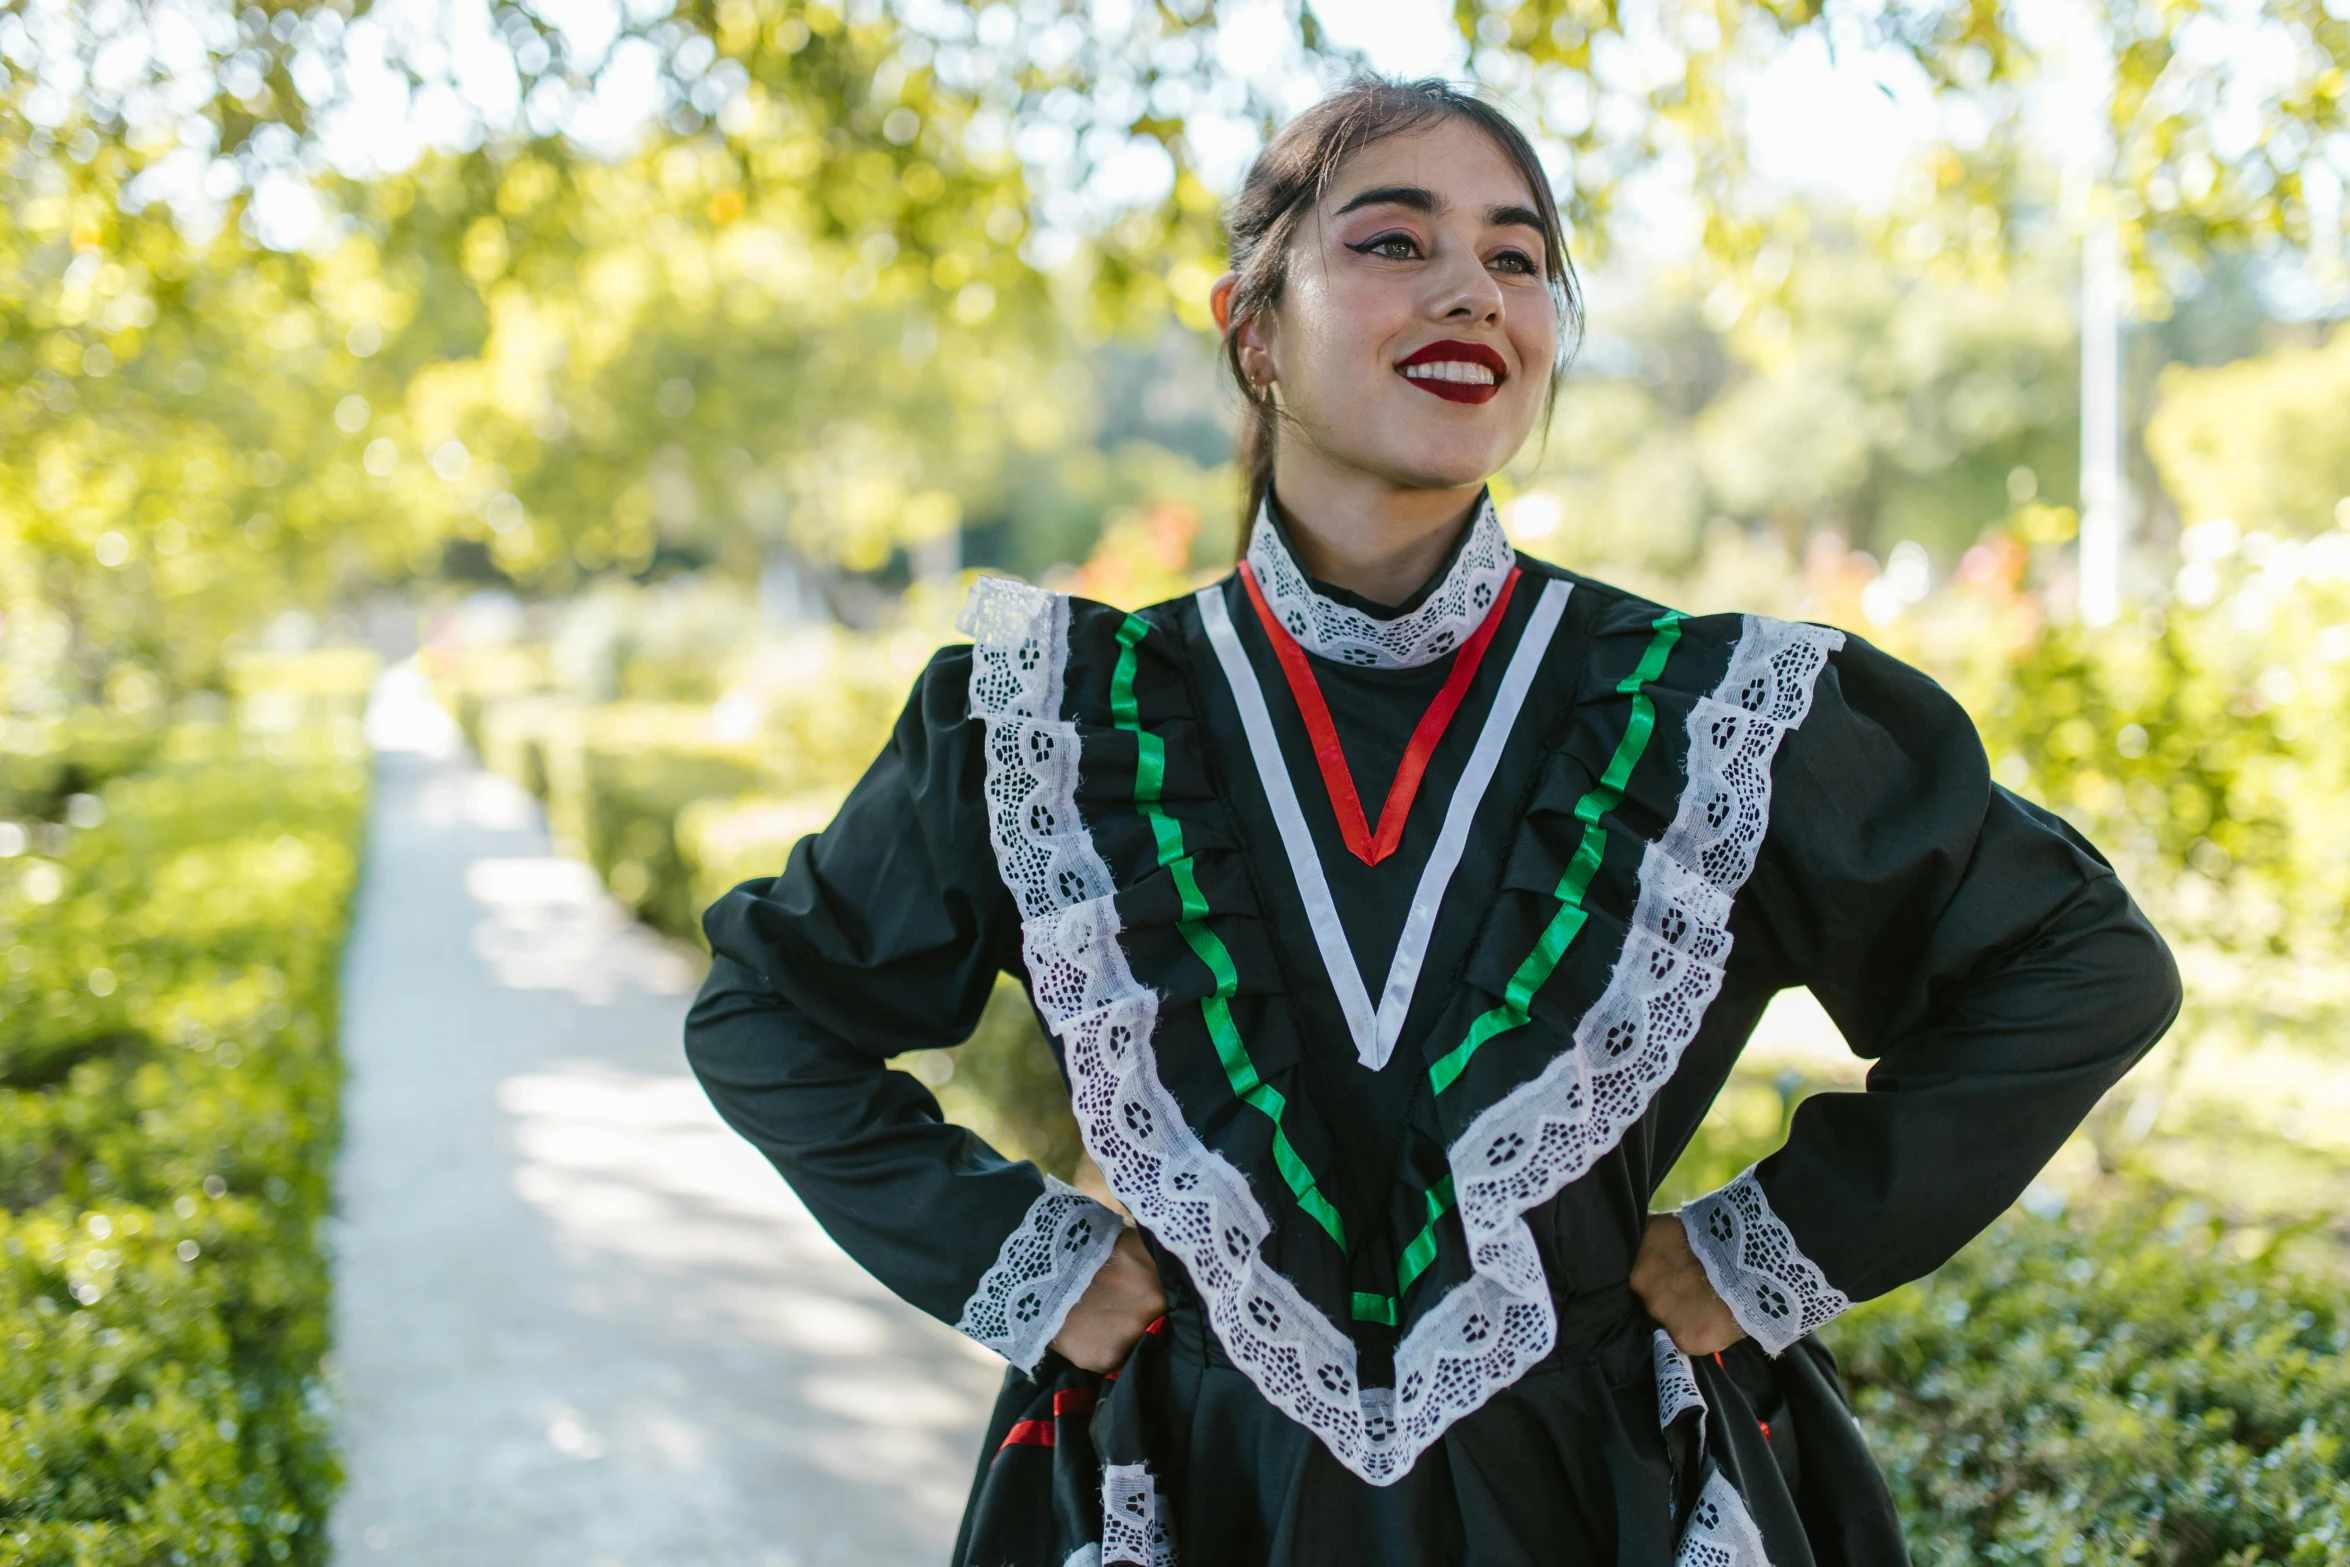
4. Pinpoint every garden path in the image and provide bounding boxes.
[327,660,998,1567]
